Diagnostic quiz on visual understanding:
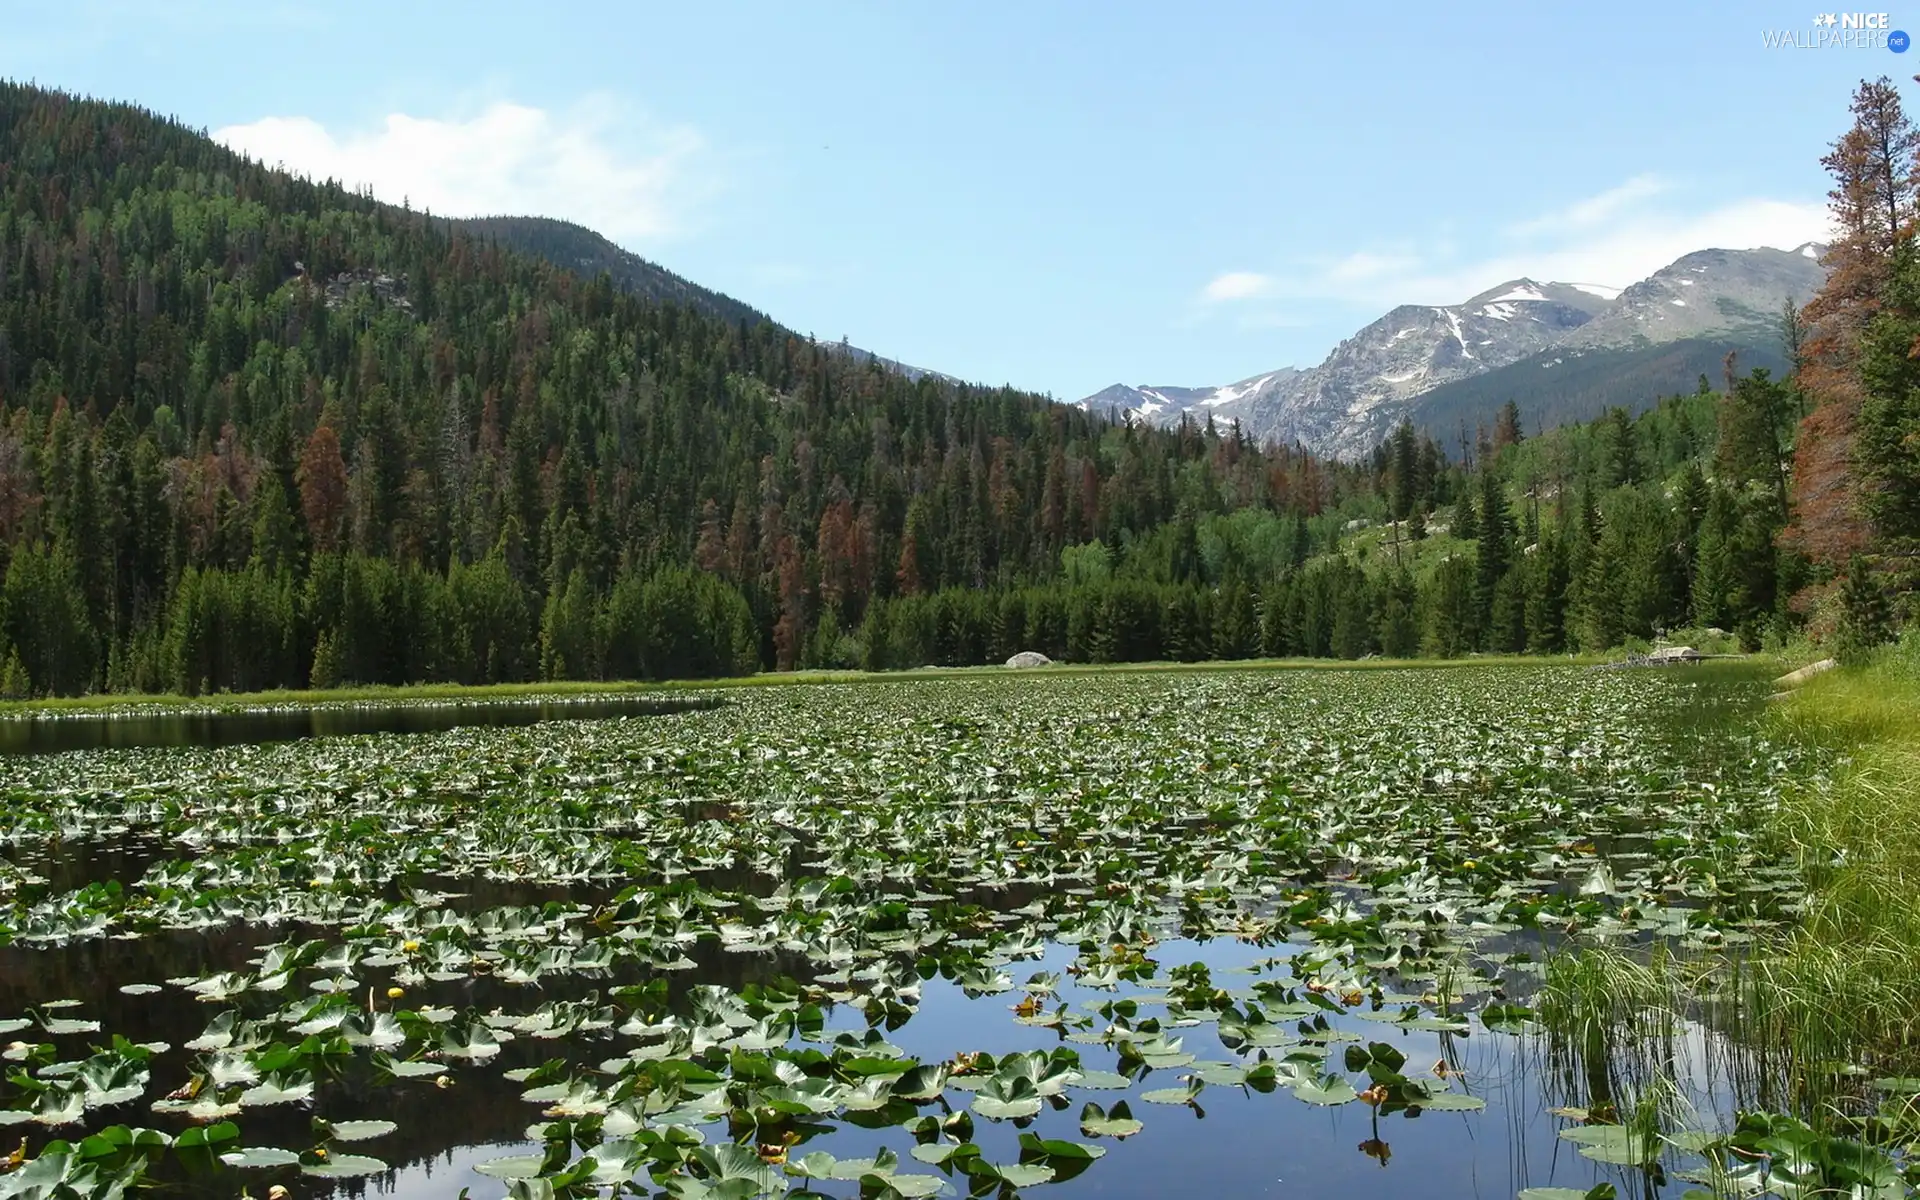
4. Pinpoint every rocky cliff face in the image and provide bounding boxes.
[1080,245,1827,457]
